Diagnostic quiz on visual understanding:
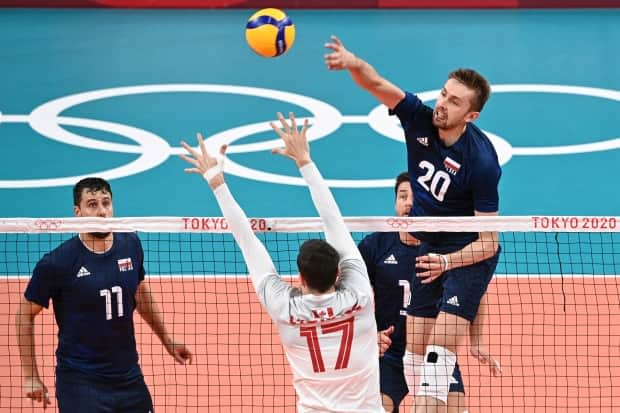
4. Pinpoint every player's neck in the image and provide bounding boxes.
[302,285,335,296]
[79,233,114,253]
[438,123,467,147]
[399,232,420,246]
